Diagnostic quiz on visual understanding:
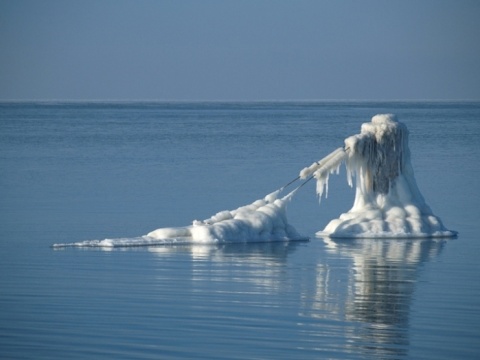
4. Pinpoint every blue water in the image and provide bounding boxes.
[1,101,479,359]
